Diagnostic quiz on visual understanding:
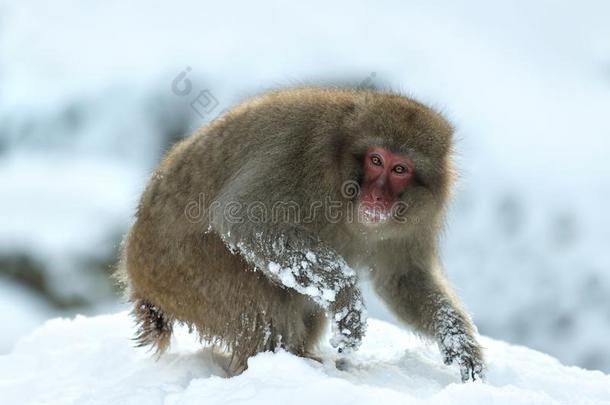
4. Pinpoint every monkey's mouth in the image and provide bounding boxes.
[358,203,392,225]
